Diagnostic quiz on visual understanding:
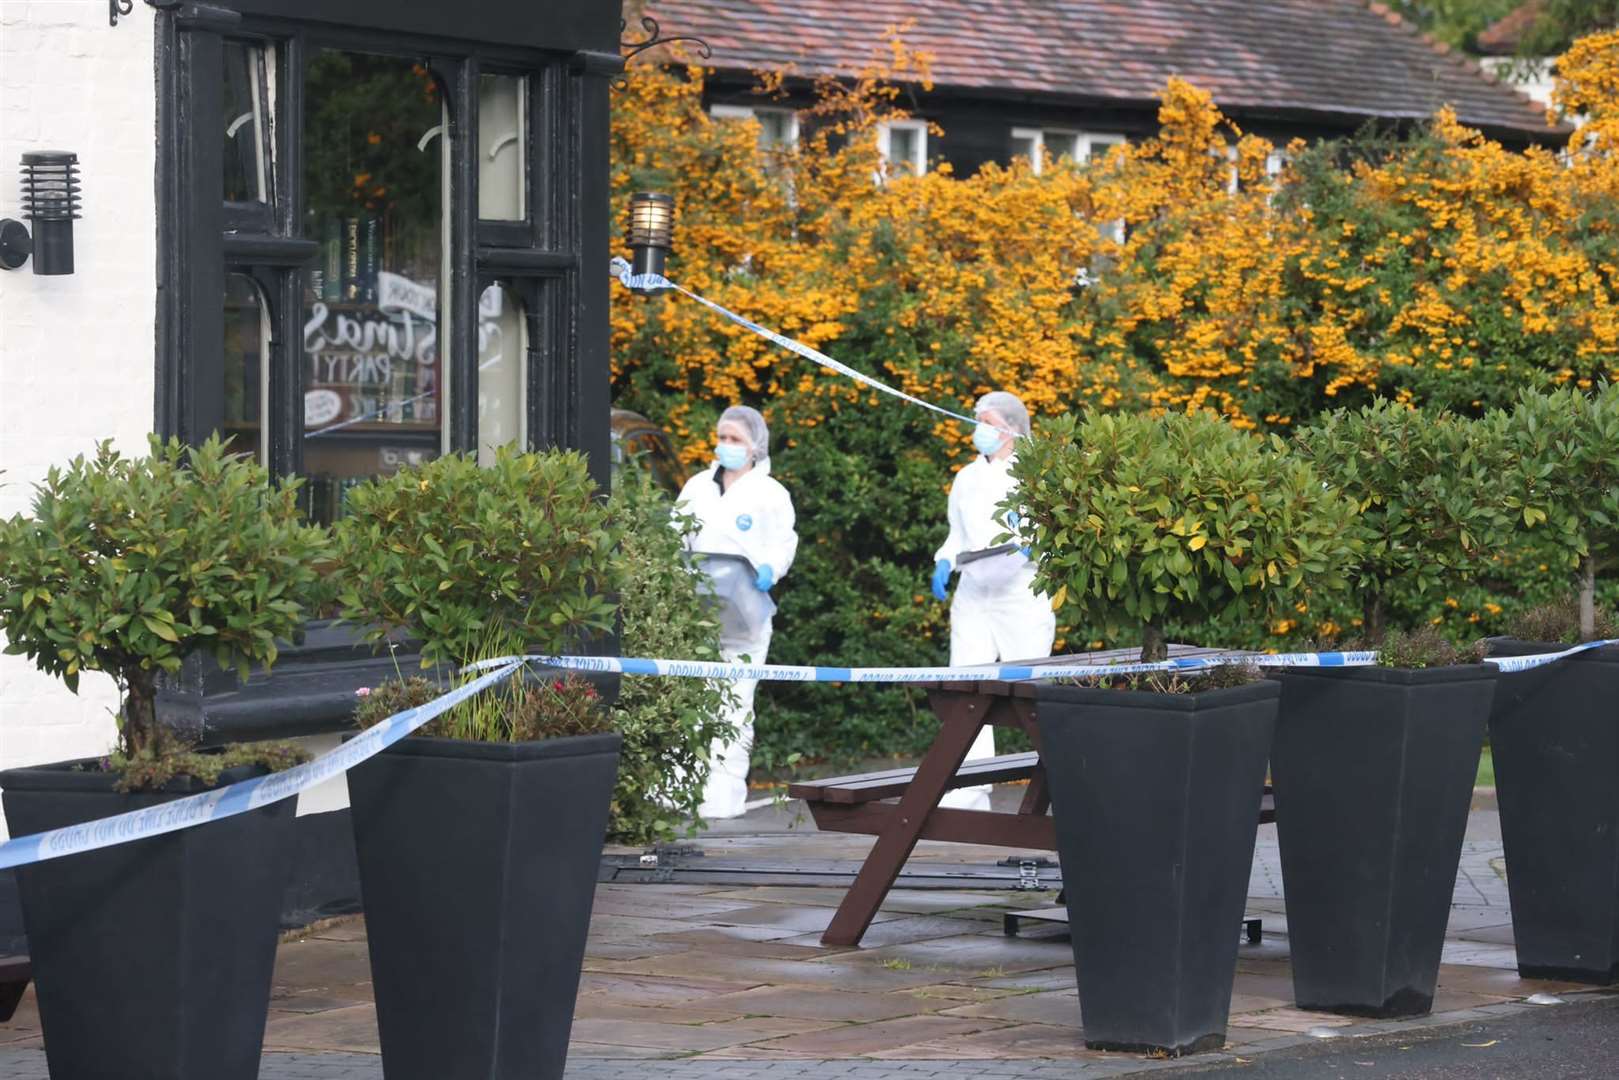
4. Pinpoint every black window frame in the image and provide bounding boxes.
[151,1,623,733]
[155,2,617,493]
